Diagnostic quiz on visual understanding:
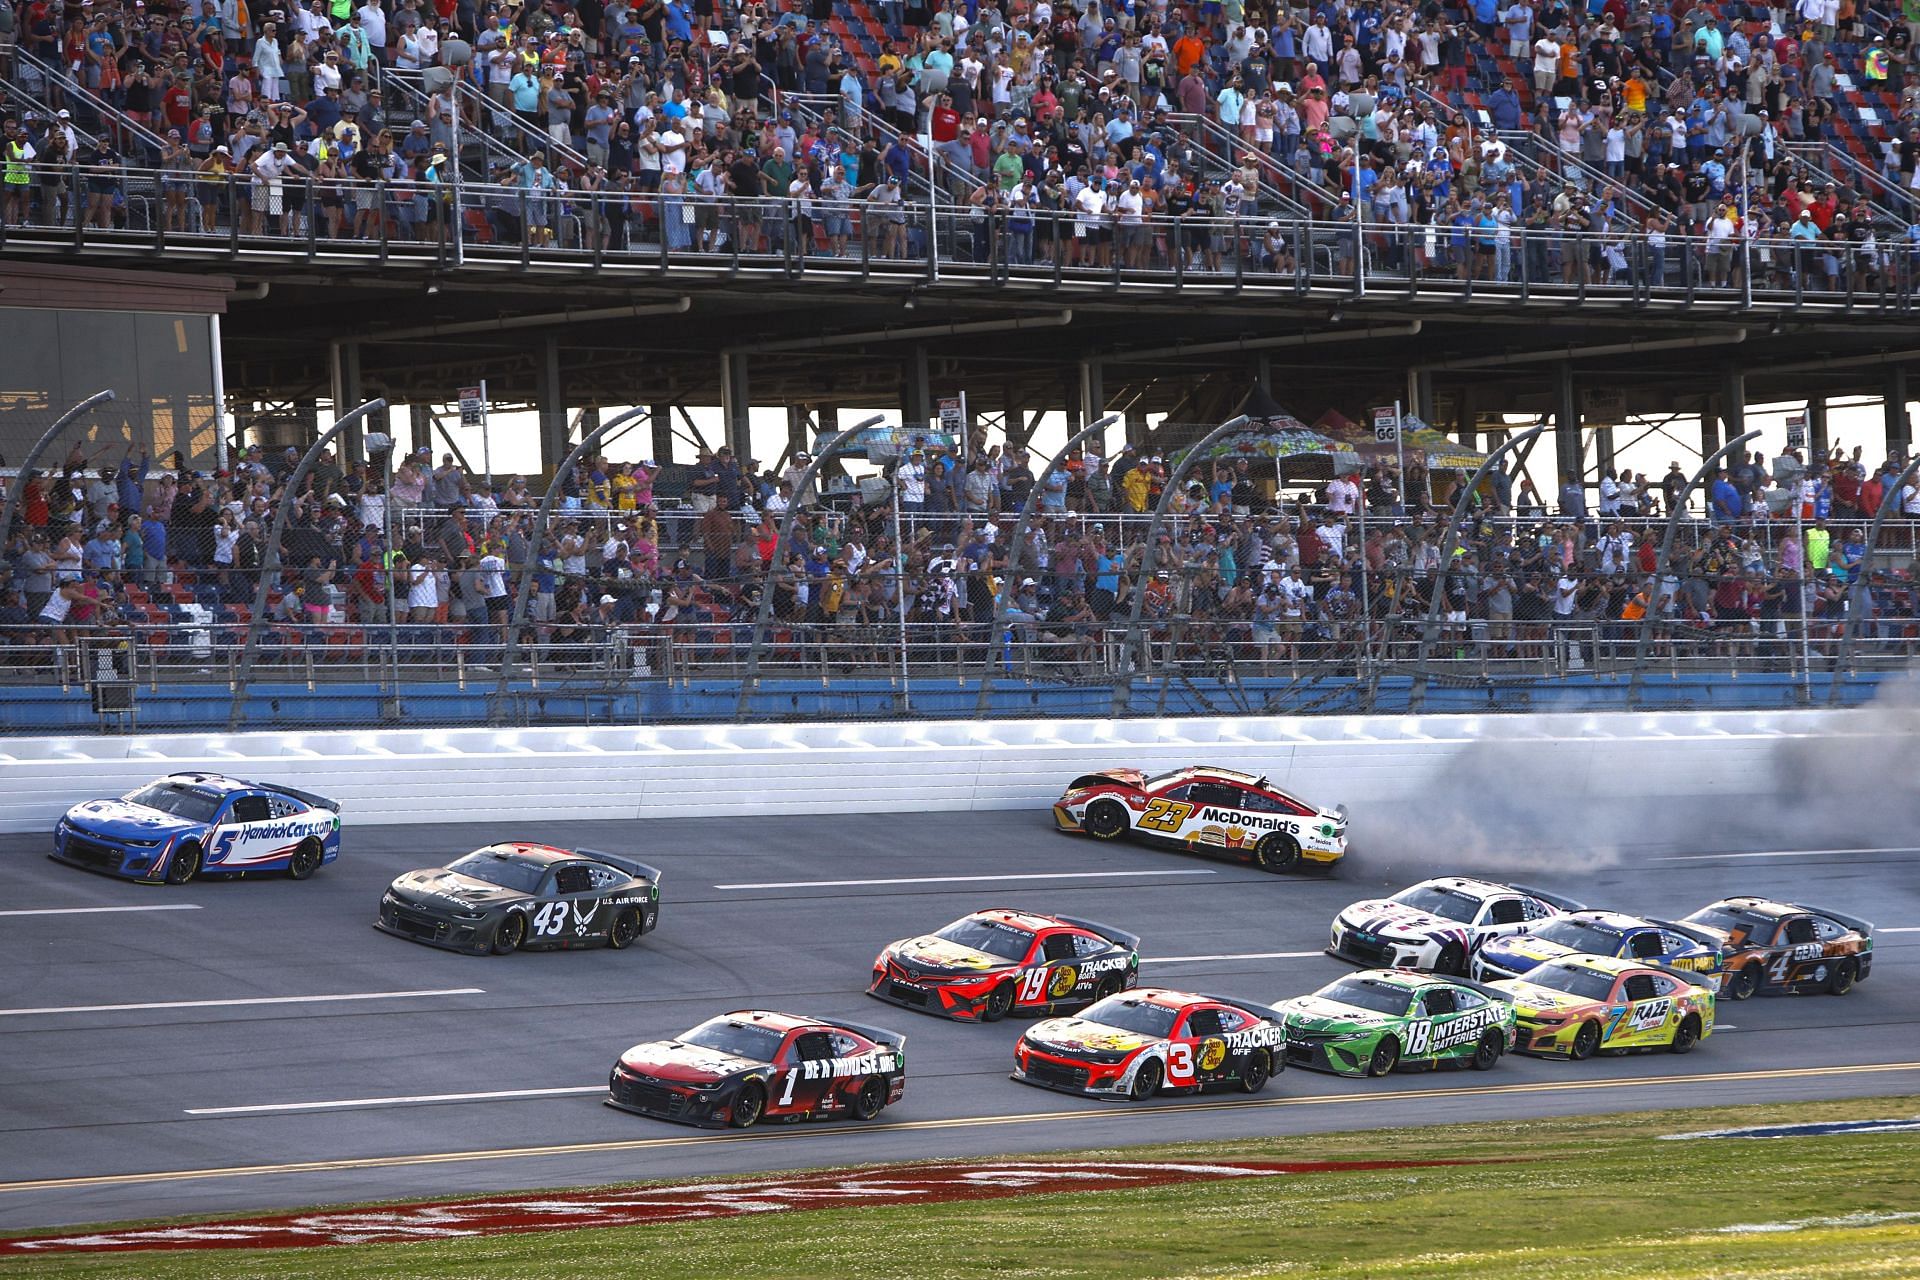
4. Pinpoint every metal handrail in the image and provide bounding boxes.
[783,91,973,207]
[9,46,172,158]
[1162,110,1316,220]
